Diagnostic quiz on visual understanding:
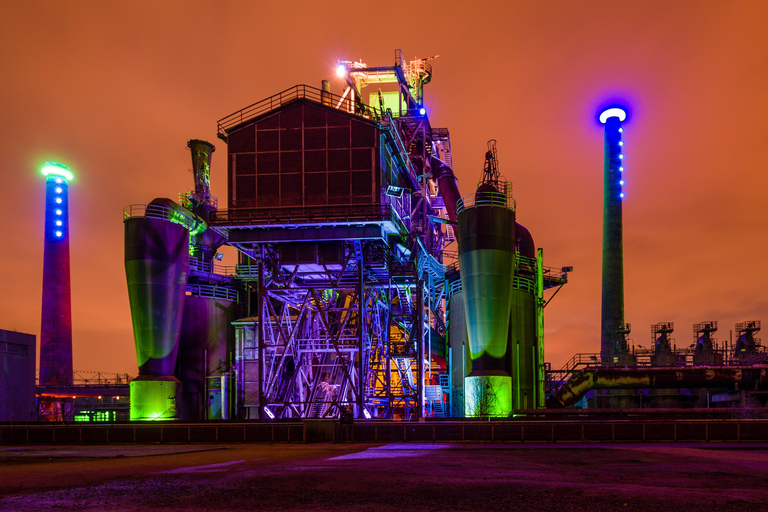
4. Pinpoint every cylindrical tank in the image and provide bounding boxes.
[177,295,240,420]
[447,287,468,417]
[457,183,515,417]
[125,205,190,420]
[510,223,538,410]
